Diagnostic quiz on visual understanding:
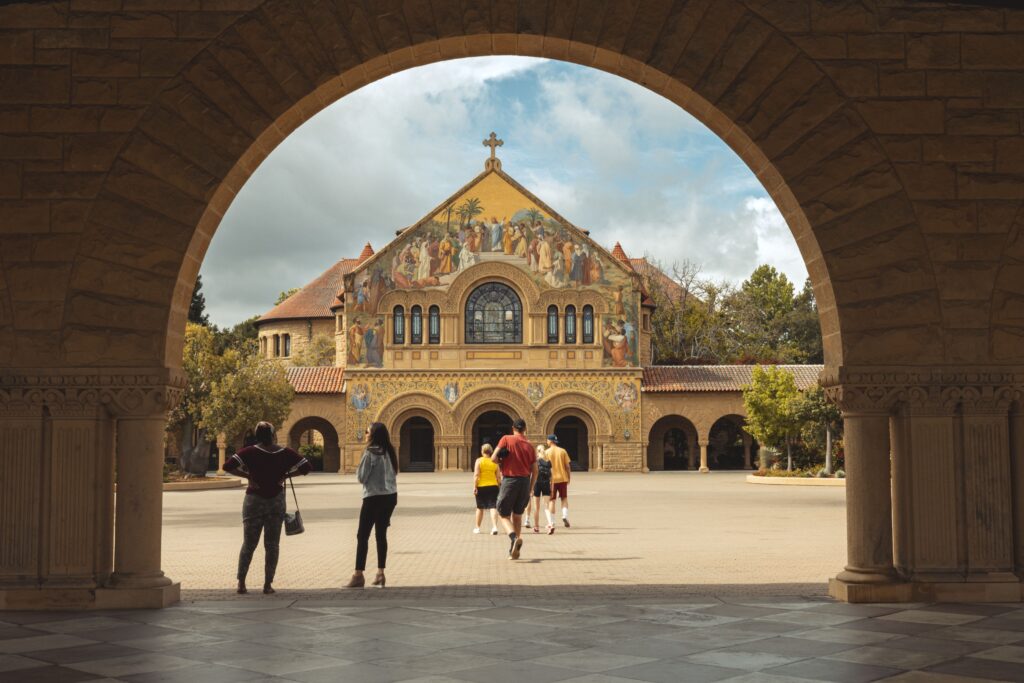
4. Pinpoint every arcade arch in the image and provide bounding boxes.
[707,415,757,471]
[1,2,1022,607]
[286,416,340,473]
[647,415,699,472]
